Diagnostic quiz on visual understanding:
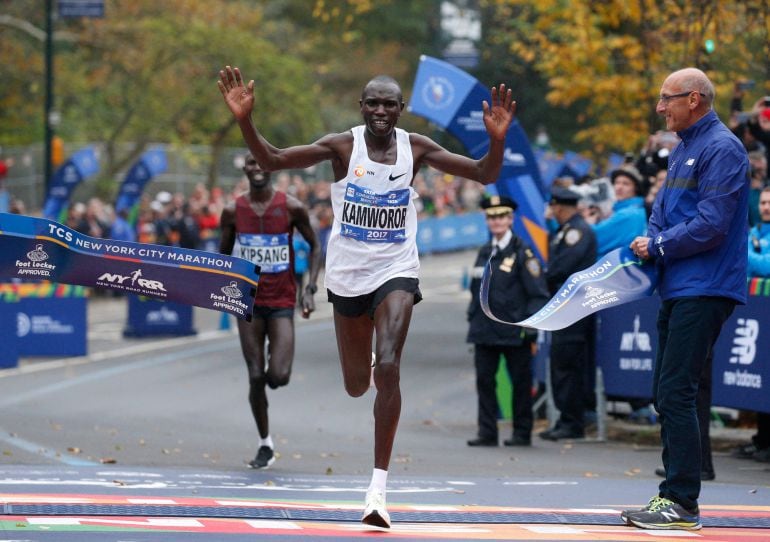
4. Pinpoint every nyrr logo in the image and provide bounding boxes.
[620,315,652,352]
[97,269,166,292]
[730,318,758,365]
[421,76,455,110]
